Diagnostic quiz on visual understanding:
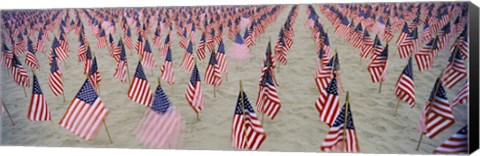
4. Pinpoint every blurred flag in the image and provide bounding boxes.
[48,51,64,96]
[433,125,467,154]
[216,40,228,74]
[367,44,388,83]
[141,40,157,69]
[160,47,175,85]
[25,38,40,69]
[204,51,222,88]
[452,81,468,108]
[11,54,30,87]
[227,32,249,61]
[28,75,52,121]
[180,41,195,72]
[186,65,204,113]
